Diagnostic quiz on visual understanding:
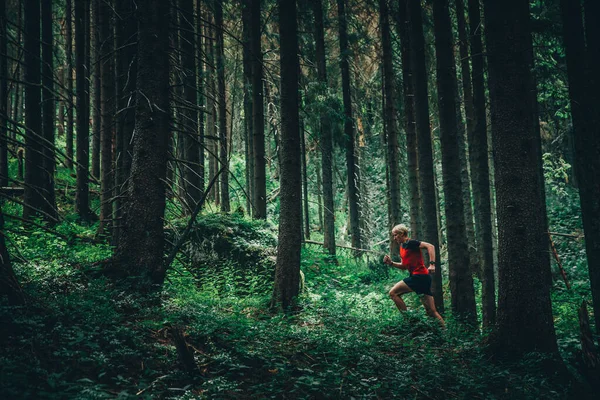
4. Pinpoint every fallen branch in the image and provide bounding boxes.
[303,239,379,254]
[548,231,584,239]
